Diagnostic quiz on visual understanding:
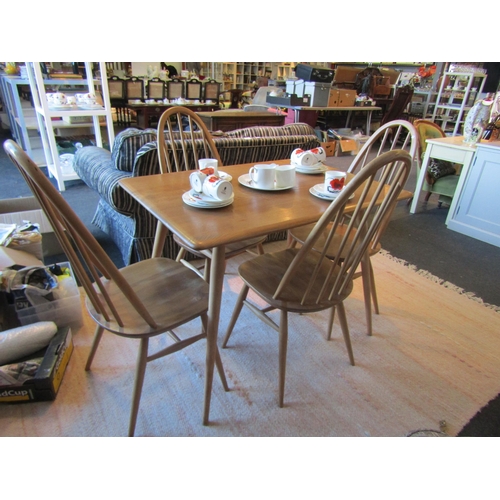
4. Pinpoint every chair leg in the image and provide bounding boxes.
[360,256,373,336]
[221,283,249,348]
[369,259,379,315]
[278,309,288,408]
[327,306,336,340]
[214,346,229,392]
[128,337,149,437]
[425,191,432,202]
[256,242,265,255]
[336,302,355,366]
[85,325,104,371]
